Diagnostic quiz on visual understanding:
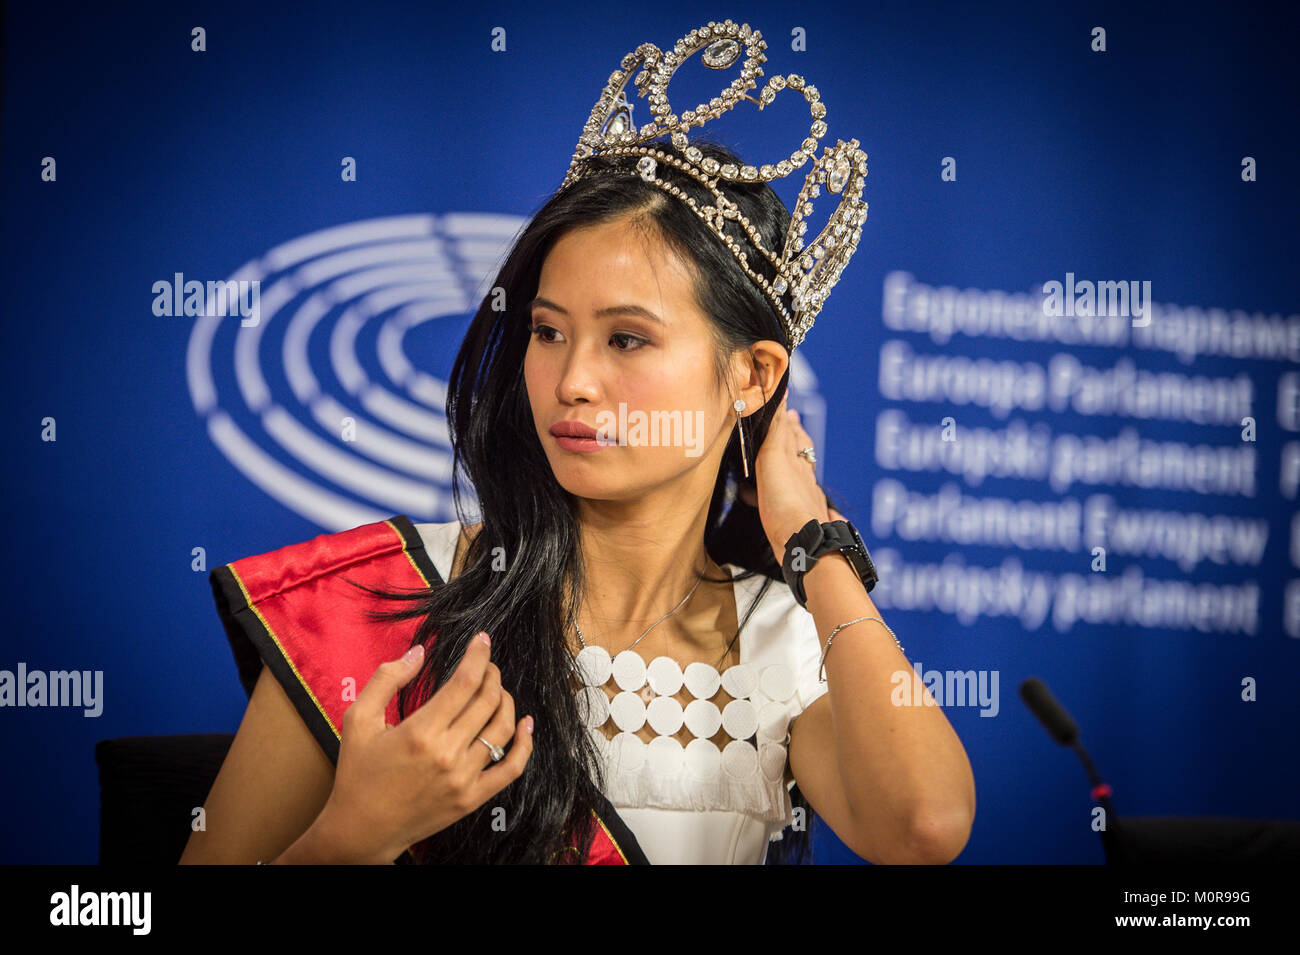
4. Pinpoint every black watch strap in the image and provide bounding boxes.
[781,518,878,608]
